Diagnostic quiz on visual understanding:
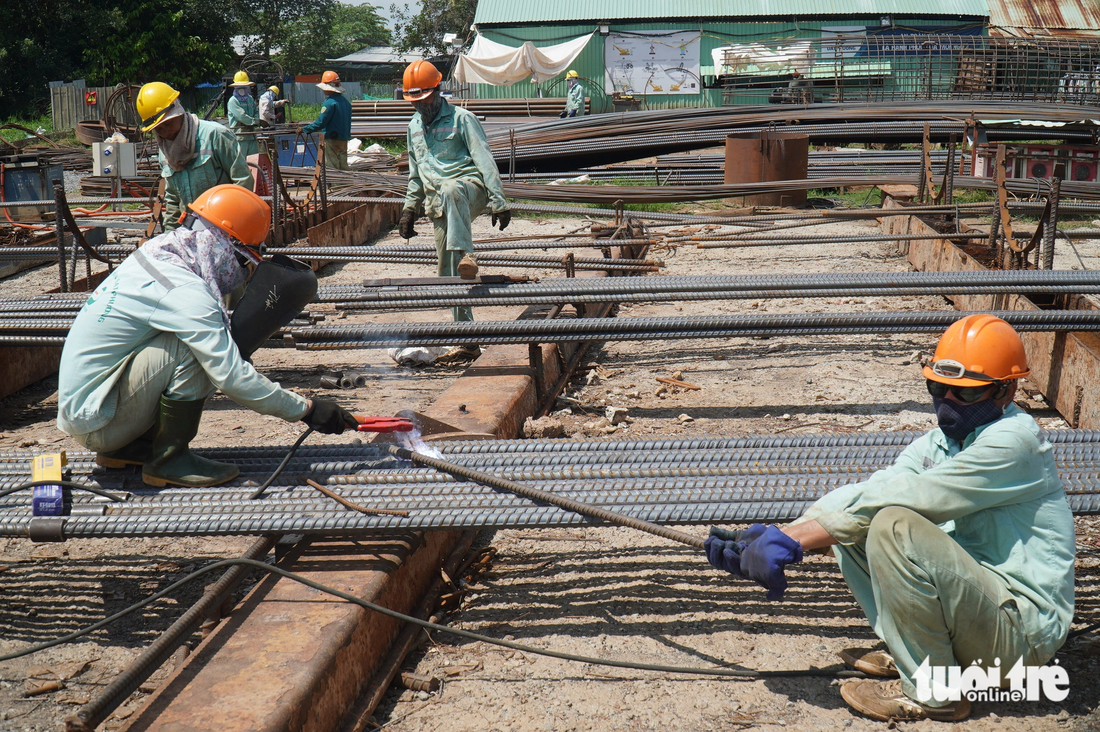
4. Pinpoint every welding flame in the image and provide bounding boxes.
[396,427,443,459]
